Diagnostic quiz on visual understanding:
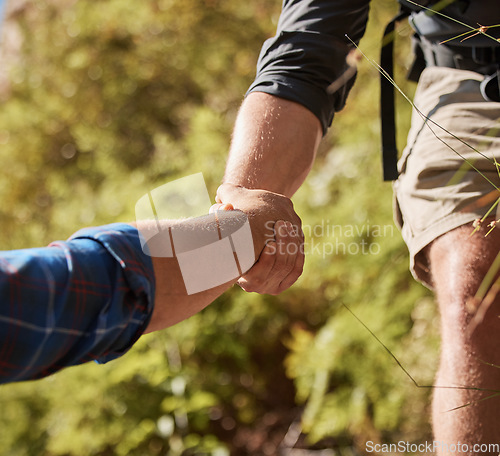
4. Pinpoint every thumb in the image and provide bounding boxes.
[215,183,245,204]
